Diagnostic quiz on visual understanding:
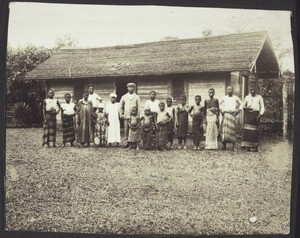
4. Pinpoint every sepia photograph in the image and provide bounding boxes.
[4,1,296,236]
